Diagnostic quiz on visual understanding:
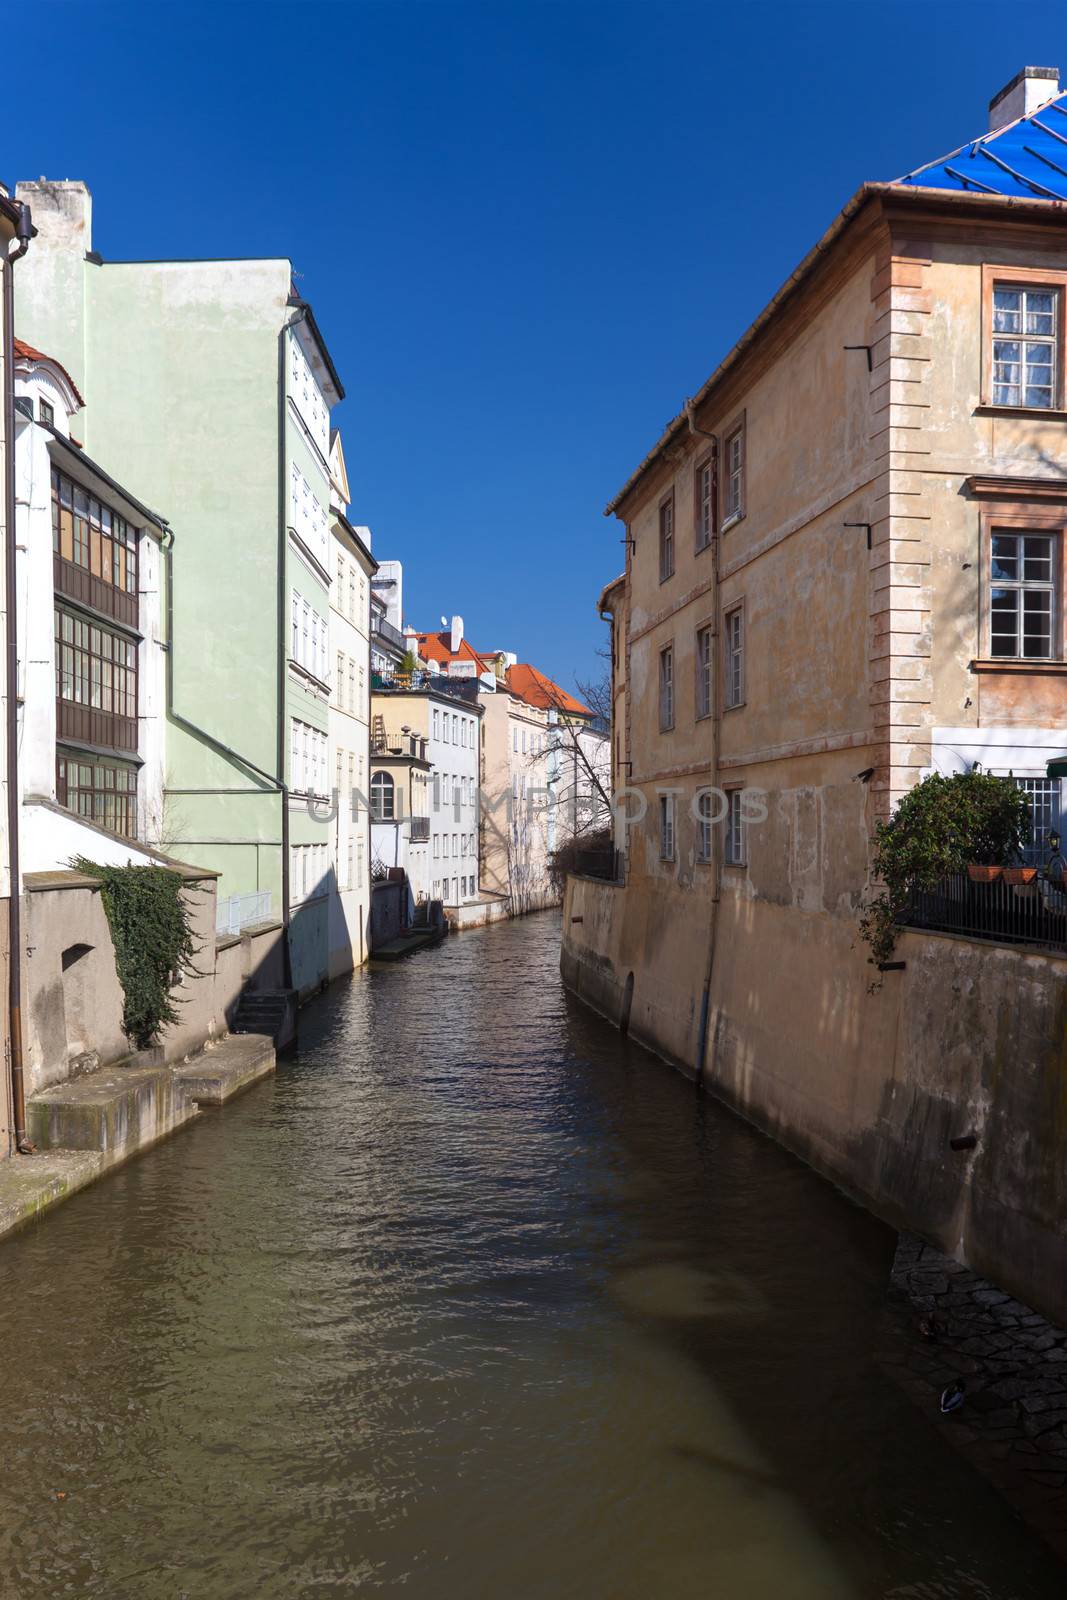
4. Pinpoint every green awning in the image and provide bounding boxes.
[1047,757,1067,779]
